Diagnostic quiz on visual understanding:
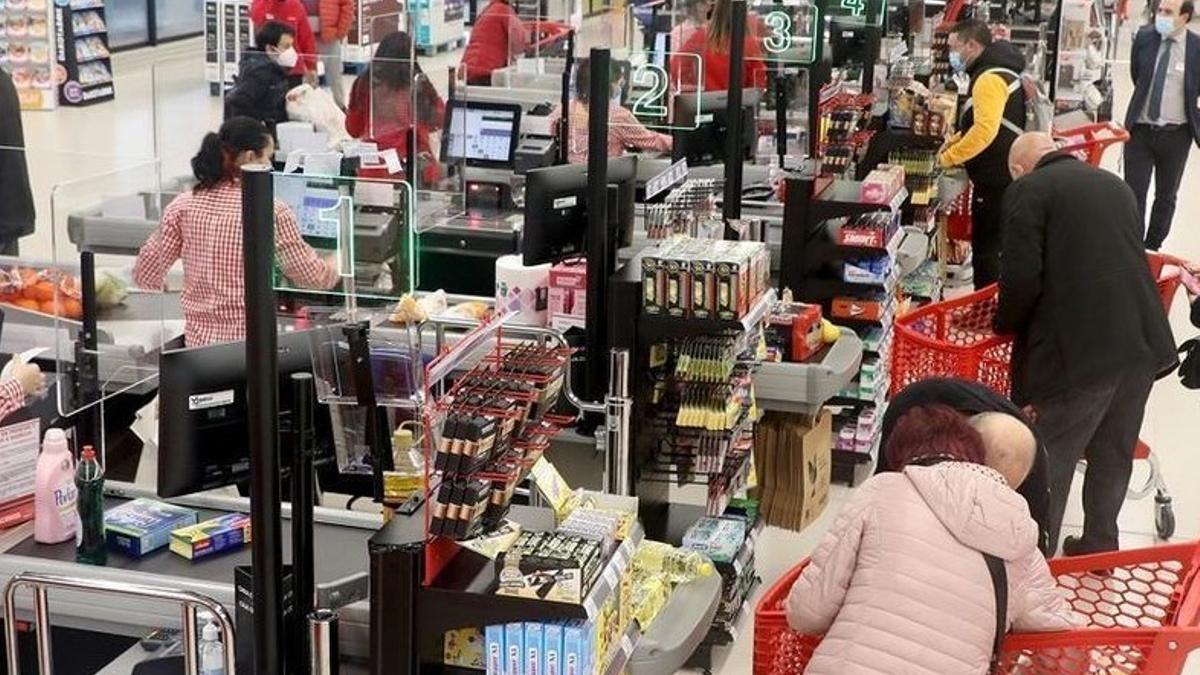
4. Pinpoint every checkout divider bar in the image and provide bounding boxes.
[4,572,236,675]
